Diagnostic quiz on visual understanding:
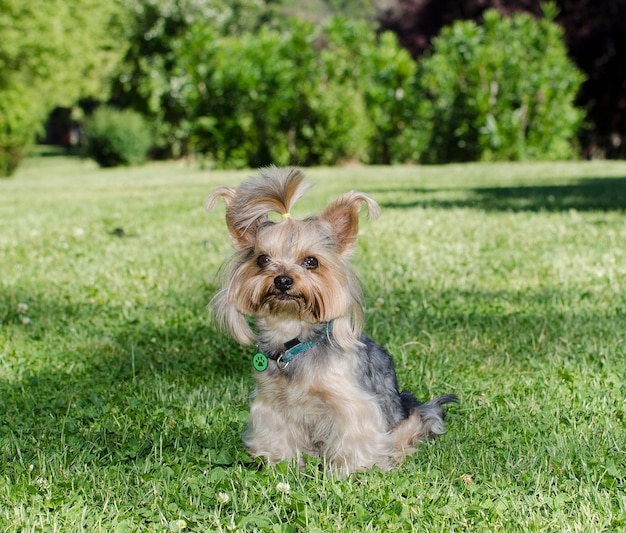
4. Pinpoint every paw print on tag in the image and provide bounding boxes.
[253,353,268,372]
